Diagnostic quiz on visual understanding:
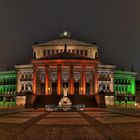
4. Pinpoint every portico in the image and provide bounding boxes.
[32,52,99,96]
